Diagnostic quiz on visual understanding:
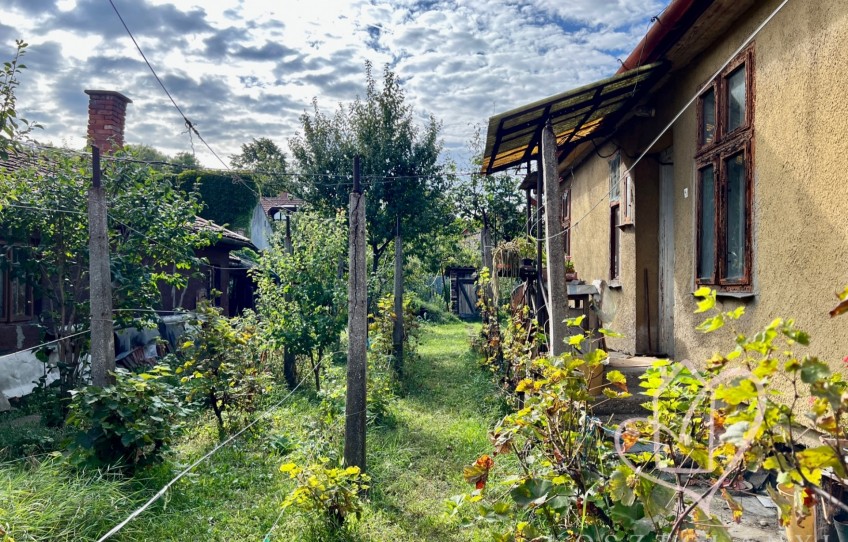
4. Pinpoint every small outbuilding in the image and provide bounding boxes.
[445,266,479,319]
